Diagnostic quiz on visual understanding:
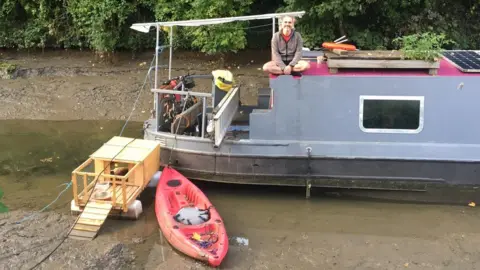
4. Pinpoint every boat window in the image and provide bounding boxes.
[359,95,424,134]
